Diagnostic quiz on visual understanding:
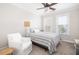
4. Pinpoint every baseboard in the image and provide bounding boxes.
[61,40,74,44]
[0,46,8,50]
